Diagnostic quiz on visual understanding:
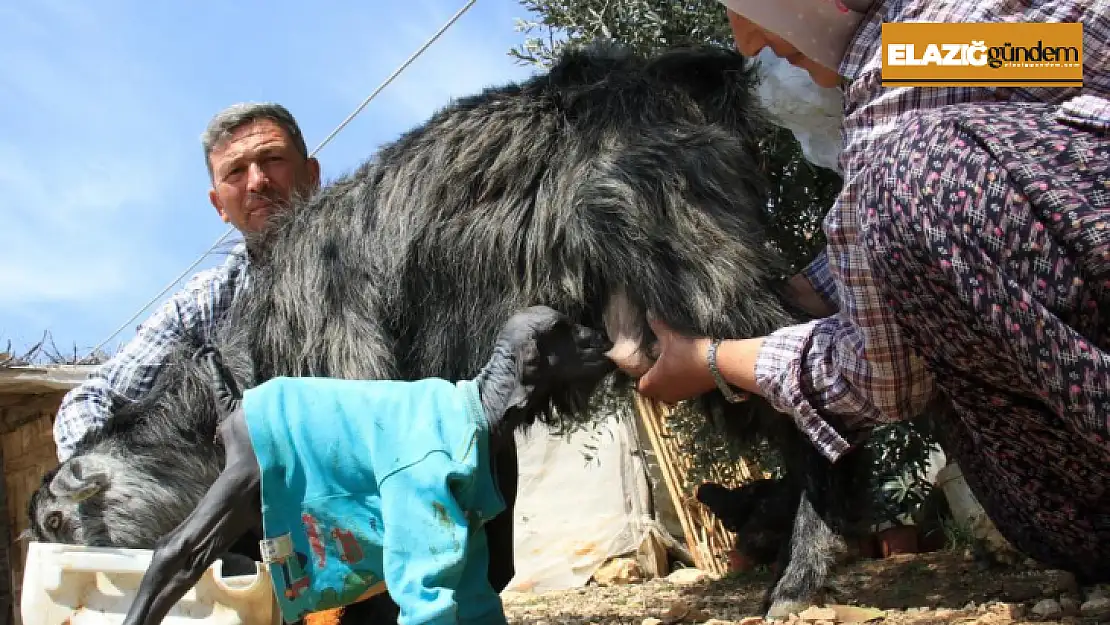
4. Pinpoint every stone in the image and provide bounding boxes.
[660,599,690,624]
[1080,596,1110,618]
[642,619,663,625]
[1059,596,1081,616]
[797,607,836,621]
[826,605,886,622]
[1031,598,1062,619]
[593,557,644,586]
[995,602,1025,620]
[665,568,714,585]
